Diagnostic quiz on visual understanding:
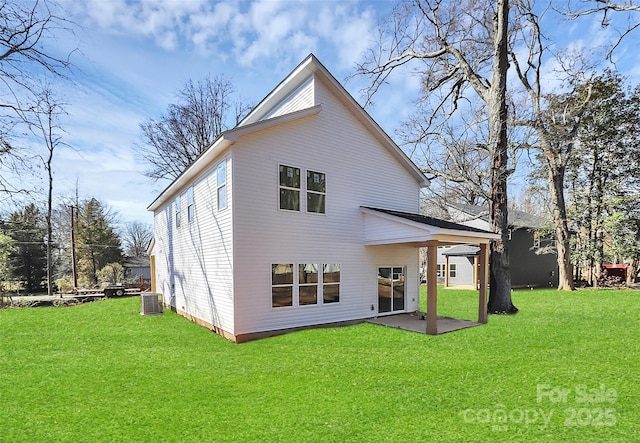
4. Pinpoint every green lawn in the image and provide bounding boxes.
[1,289,638,442]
